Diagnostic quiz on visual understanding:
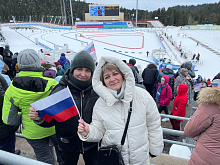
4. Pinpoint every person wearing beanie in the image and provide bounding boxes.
[2,49,63,165]
[206,78,212,87]
[55,62,65,76]
[58,53,70,71]
[193,75,206,101]
[29,50,99,165]
[128,58,139,73]
[42,55,57,78]
[3,45,12,60]
[157,64,175,94]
